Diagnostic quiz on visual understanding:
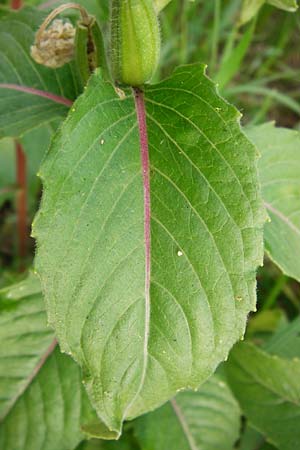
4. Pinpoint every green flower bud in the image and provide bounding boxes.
[110,0,161,87]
